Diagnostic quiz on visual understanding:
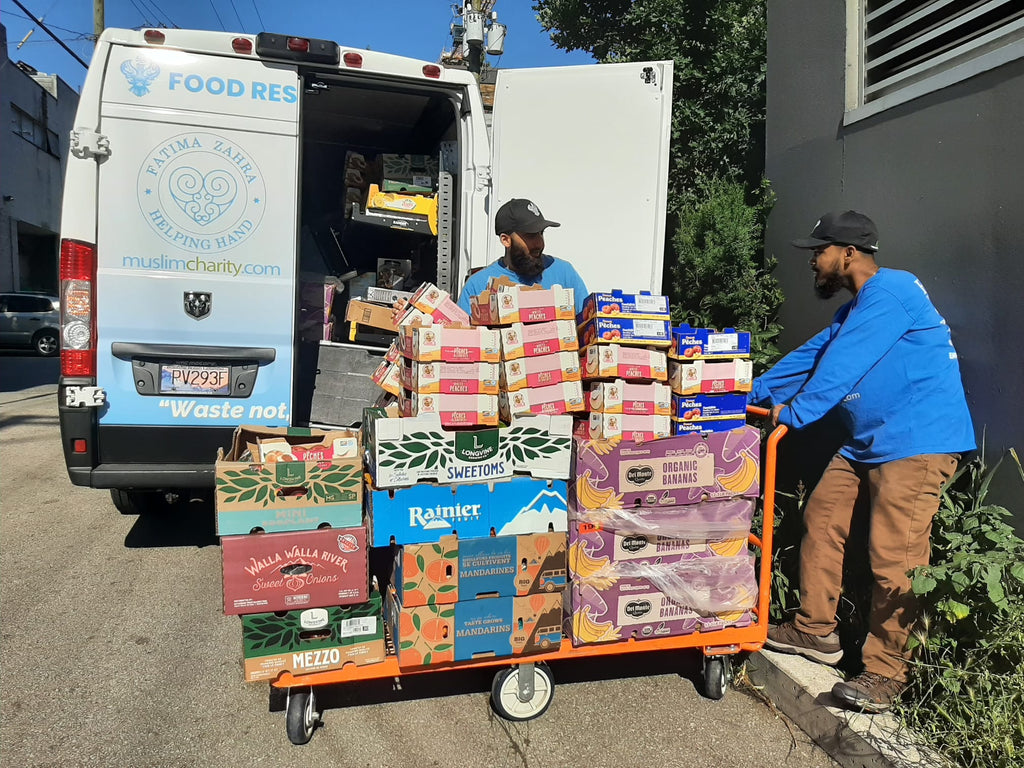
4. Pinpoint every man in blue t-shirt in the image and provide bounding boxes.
[754,211,975,714]
[456,198,588,315]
